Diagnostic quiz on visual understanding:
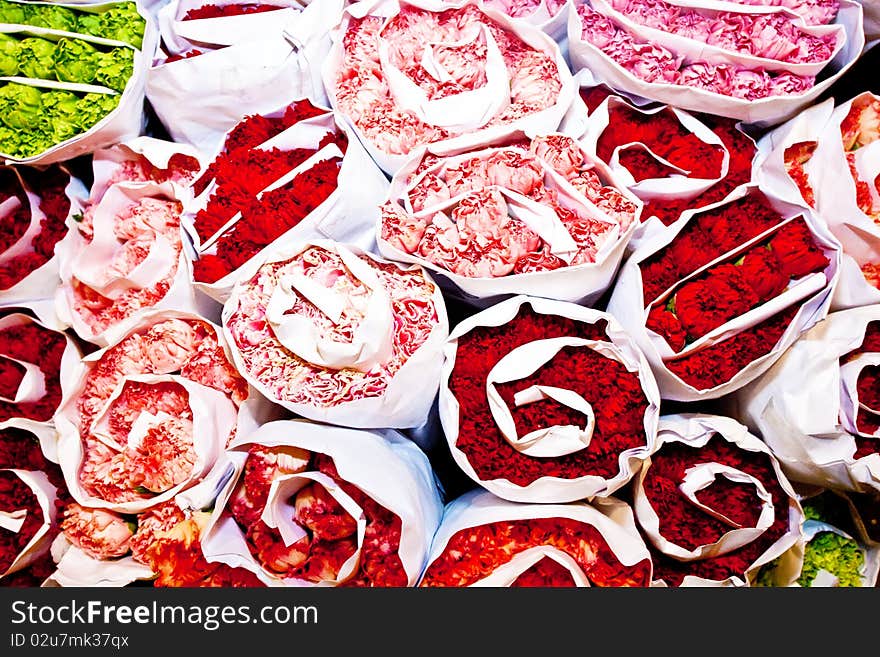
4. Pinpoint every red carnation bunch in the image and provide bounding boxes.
[183,4,283,20]
[0,166,71,292]
[842,321,880,458]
